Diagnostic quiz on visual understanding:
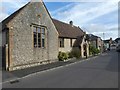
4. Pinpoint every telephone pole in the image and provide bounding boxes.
[103,33,105,40]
